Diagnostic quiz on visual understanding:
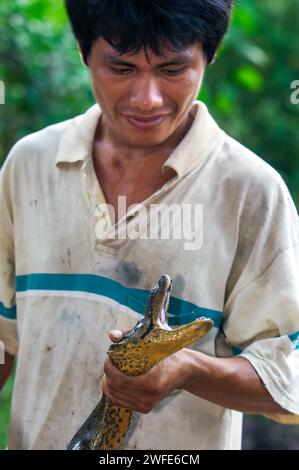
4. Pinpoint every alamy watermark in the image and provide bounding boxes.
[290,80,299,105]
[95,197,204,251]
[0,81,5,105]
[0,340,5,365]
